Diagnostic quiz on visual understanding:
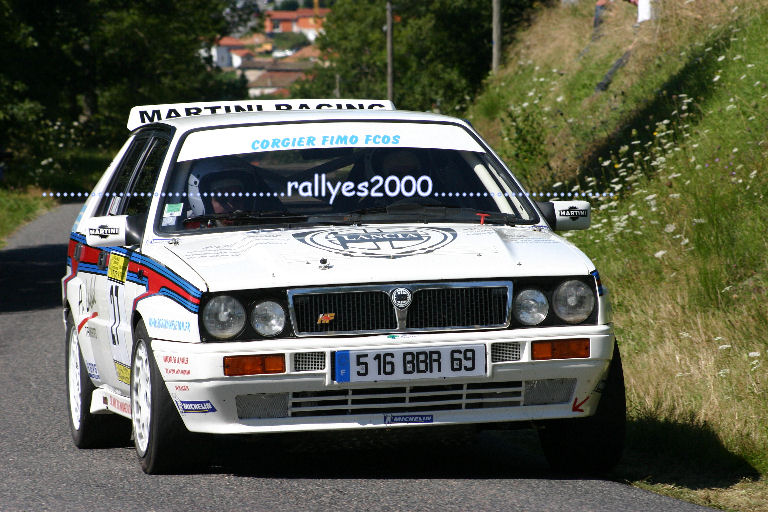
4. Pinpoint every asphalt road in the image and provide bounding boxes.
[0,203,713,512]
